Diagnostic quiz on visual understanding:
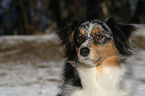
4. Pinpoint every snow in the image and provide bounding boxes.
[0,34,57,41]
[0,61,63,96]
[127,50,145,96]
[0,33,58,45]
[134,24,145,37]
[0,28,145,96]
